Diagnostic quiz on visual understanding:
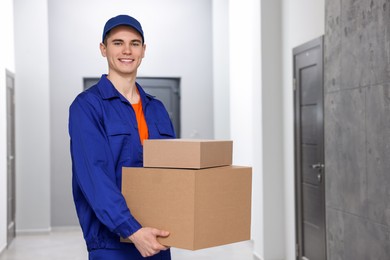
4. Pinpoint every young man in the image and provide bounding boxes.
[69,15,175,259]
